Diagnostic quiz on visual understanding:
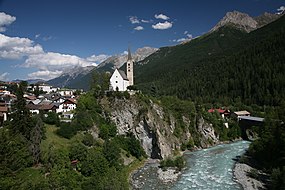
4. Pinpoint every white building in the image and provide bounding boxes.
[58,89,75,97]
[110,69,130,91]
[110,48,134,91]
[0,106,8,122]
[56,98,77,113]
[38,84,58,94]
